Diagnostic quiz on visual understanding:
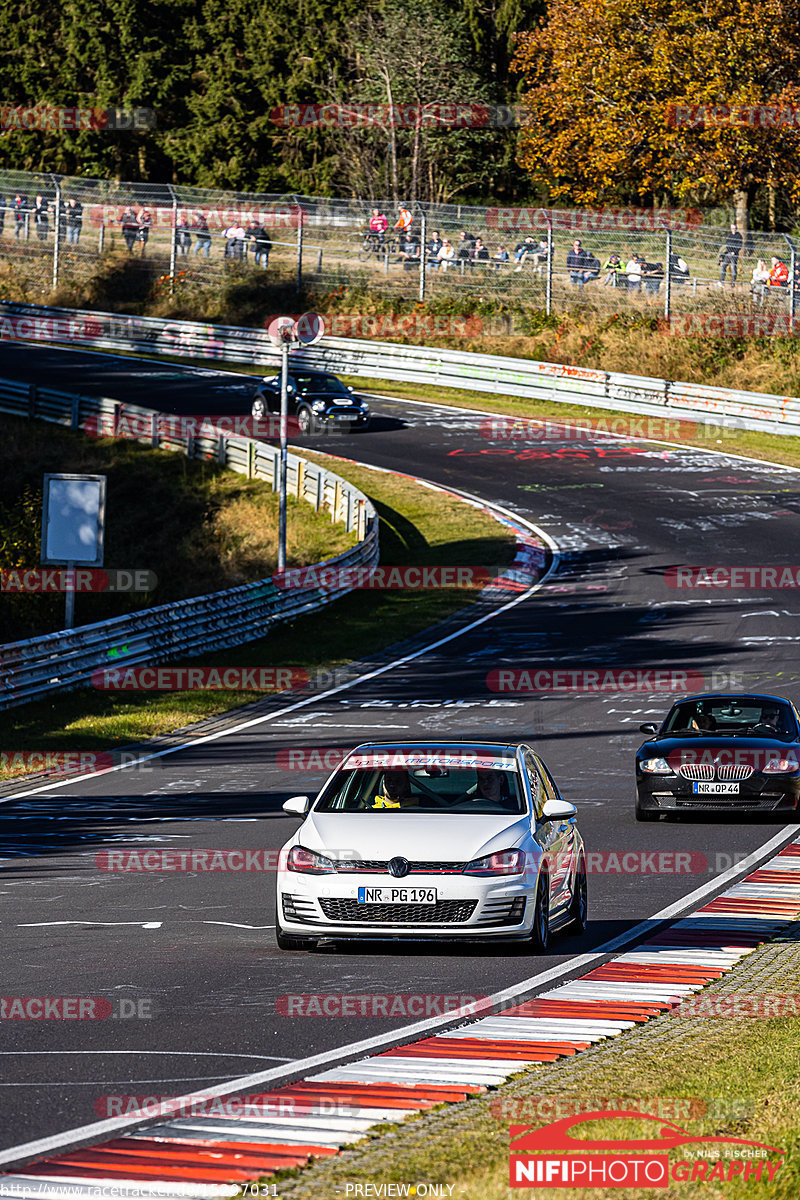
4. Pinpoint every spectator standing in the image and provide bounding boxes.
[192,212,211,256]
[719,222,743,285]
[176,212,192,255]
[0,192,5,237]
[567,238,588,288]
[456,230,475,268]
[137,207,152,255]
[640,259,664,295]
[244,220,261,263]
[368,208,388,244]
[254,225,272,268]
[13,194,28,240]
[65,198,83,245]
[121,207,138,253]
[33,194,49,241]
